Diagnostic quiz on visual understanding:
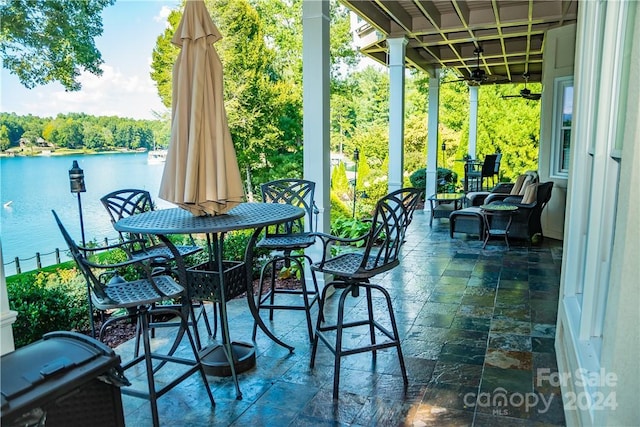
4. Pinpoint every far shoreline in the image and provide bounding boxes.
[0,147,148,158]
